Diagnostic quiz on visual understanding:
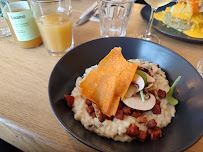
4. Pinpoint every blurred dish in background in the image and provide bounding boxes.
[135,0,174,44]
[155,0,203,38]
[141,2,203,42]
